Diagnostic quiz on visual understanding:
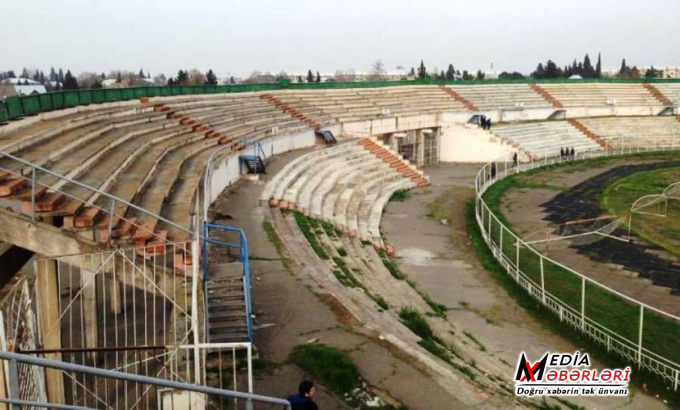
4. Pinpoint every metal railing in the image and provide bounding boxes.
[202,223,253,343]
[0,350,291,410]
[475,142,680,390]
[0,150,193,242]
